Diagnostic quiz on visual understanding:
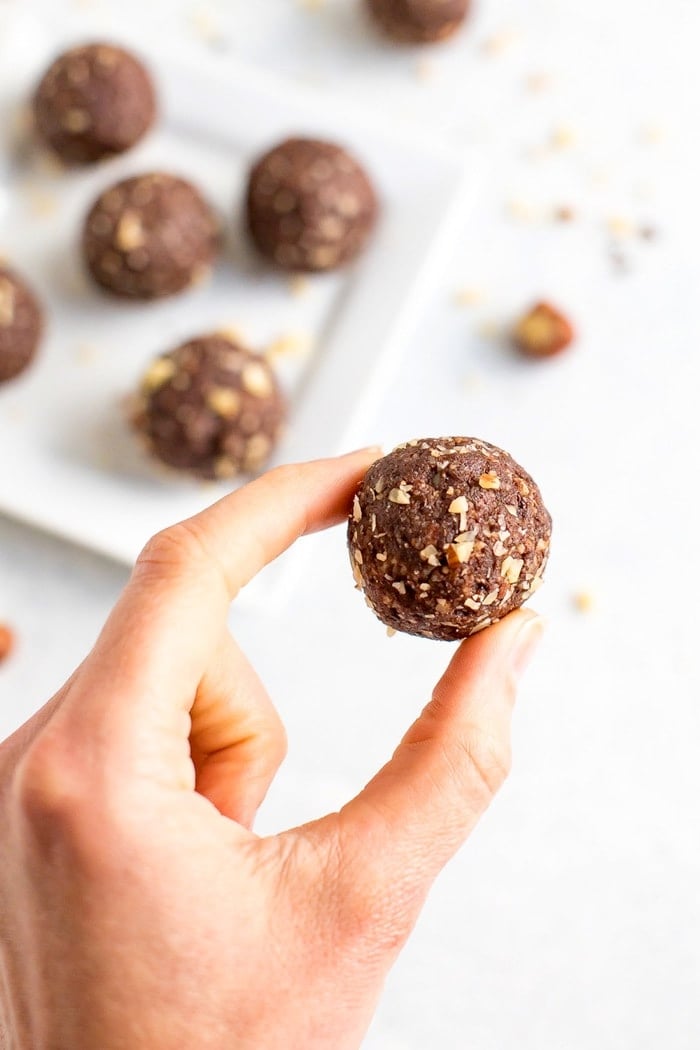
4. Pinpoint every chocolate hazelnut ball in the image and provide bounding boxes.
[348,437,552,640]
[246,137,378,272]
[32,43,156,166]
[83,173,220,300]
[0,266,44,384]
[366,0,471,44]
[132,334,286,480]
